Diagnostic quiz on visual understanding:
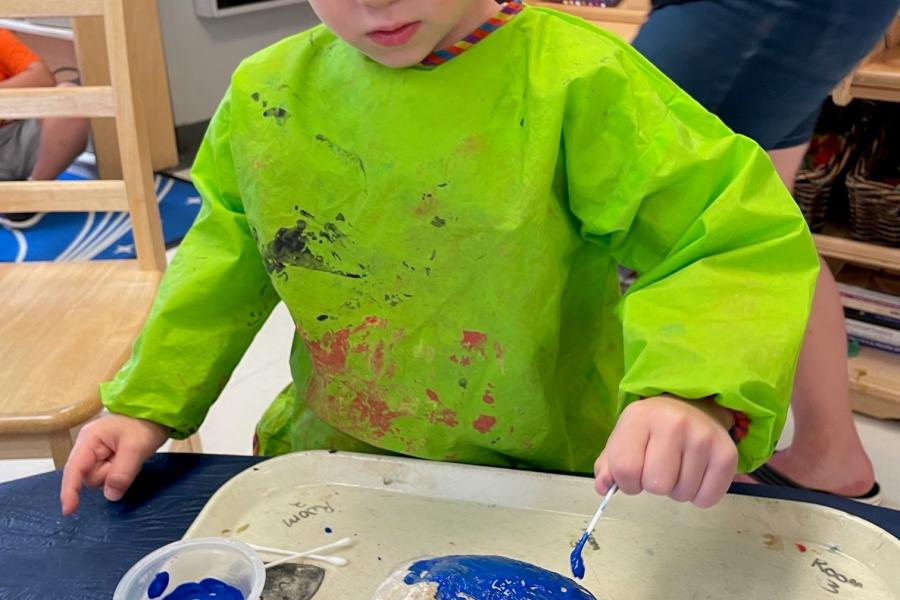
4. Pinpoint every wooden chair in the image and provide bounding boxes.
[0,0,166,468]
